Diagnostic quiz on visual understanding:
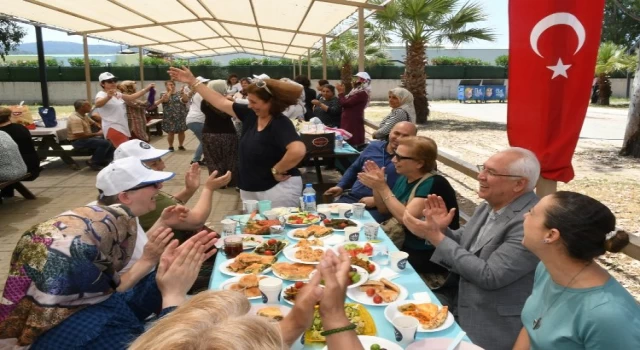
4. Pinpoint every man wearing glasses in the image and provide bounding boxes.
[403,147,541,350]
